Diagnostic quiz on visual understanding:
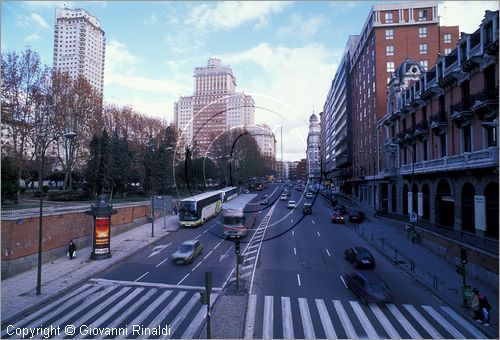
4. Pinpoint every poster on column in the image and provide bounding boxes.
[95,216,110,254]
[474,195,486,231]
